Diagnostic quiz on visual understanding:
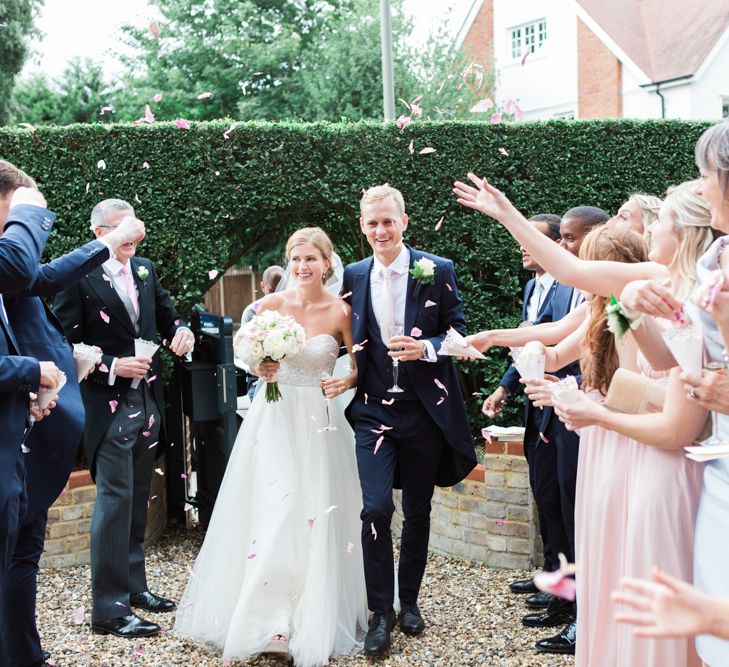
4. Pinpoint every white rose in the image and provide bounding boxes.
[263,332,286,360]
[417,258,436,276]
